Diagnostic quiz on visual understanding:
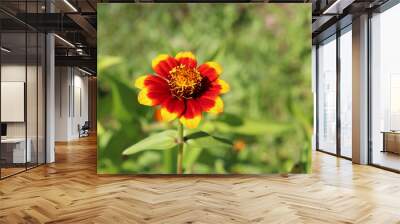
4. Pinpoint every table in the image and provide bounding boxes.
[1,138,32,163]
[381,131,400,154]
